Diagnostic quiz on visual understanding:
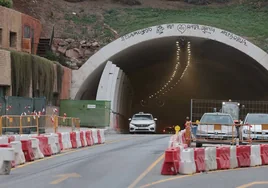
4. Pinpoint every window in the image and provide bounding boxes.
[9,32,17,48]
[0,86,6,97]
[52,93,60,106]
[0,28,2,46]
[31,28,35,53]
[200,114,233,125]
[24,25,31,38]
[245,114,268,124]
[132,114,153,120]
